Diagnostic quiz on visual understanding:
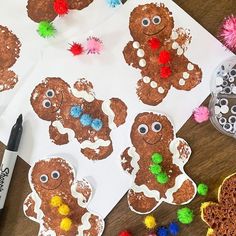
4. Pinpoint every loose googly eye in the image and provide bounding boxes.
[220,98,228,106]
[151,122,162,132]
[224,87,231,94]
[152,16,161,25]
[223,123,232,132]
[42,100,51,108]
[230,69,236,77]
[231,105,236,114]
[219,117,227,125]
[222,81,228,87]
[229,77,235,83]
[138,124,148,134]
[142,18,150,27]
[46,89,55,98]
[51,171,60,179]
[40,174,48,183]
[229,116,236,124]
